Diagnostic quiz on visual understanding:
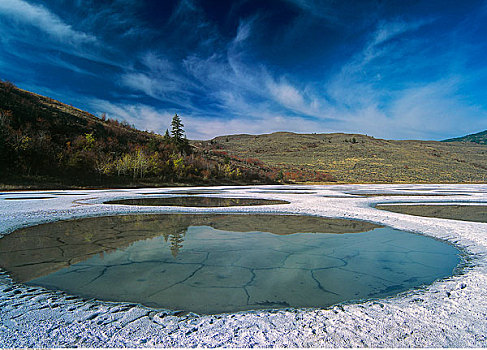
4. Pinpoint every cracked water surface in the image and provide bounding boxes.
[0,213,461,314]
[2,183,486,347]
